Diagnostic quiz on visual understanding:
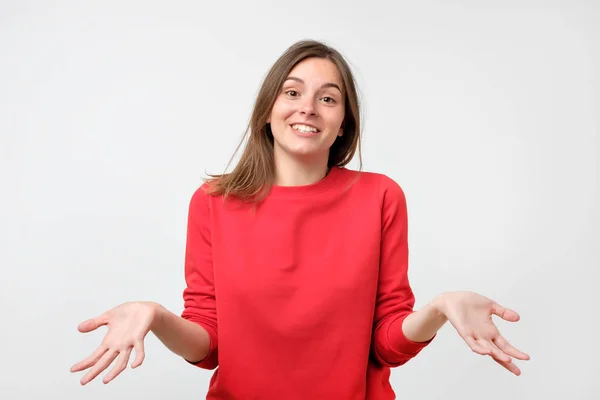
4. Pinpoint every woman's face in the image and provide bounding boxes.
[268,57,345,165]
